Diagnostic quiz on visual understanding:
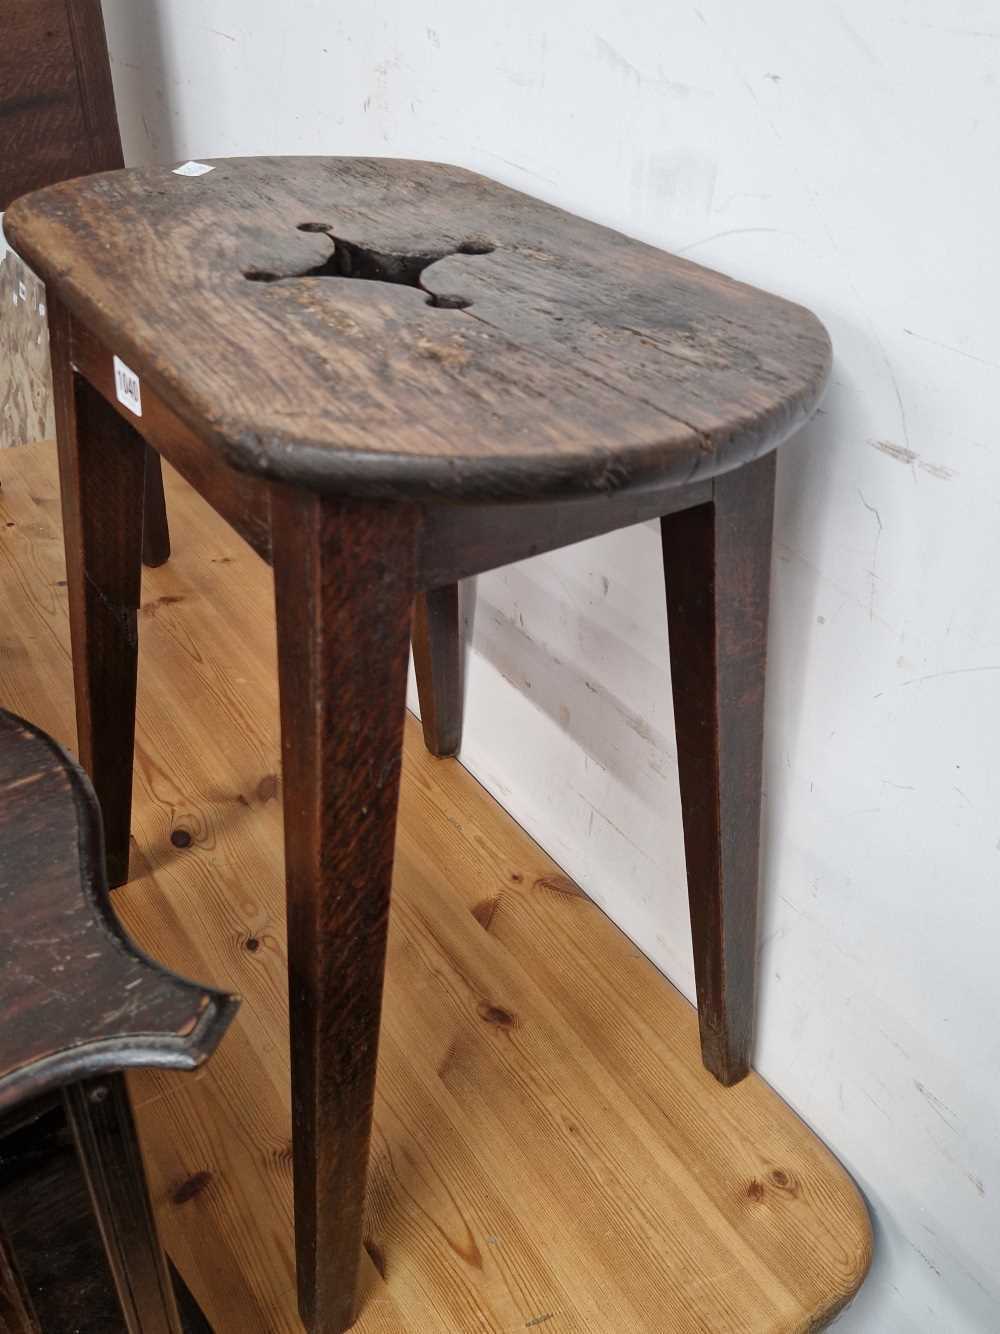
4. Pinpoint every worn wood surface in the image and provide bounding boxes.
[0,441,871,1332]
[0,706,237,1112]
[66,314,721,590]
[7,157,831,501]
[661,455,775,1085]
[271,488,417,1330]
[0,0,122,212]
